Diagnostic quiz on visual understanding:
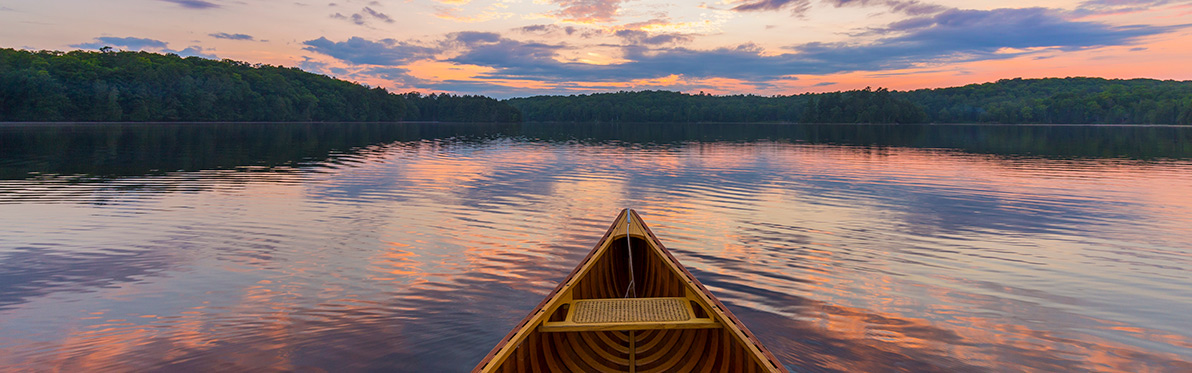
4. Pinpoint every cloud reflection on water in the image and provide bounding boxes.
[1,123,1191,371]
